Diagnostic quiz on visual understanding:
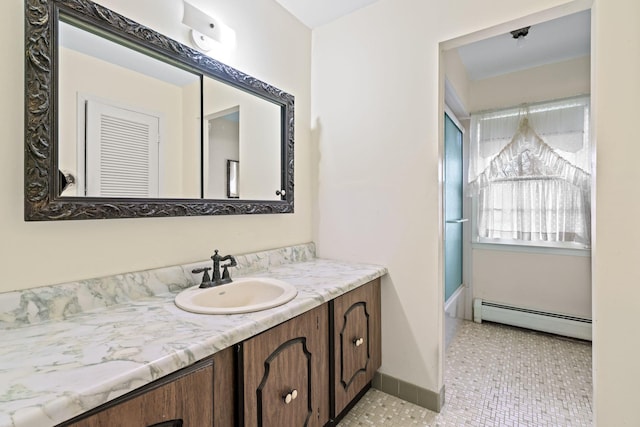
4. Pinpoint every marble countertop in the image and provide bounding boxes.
[0,247,386,427]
